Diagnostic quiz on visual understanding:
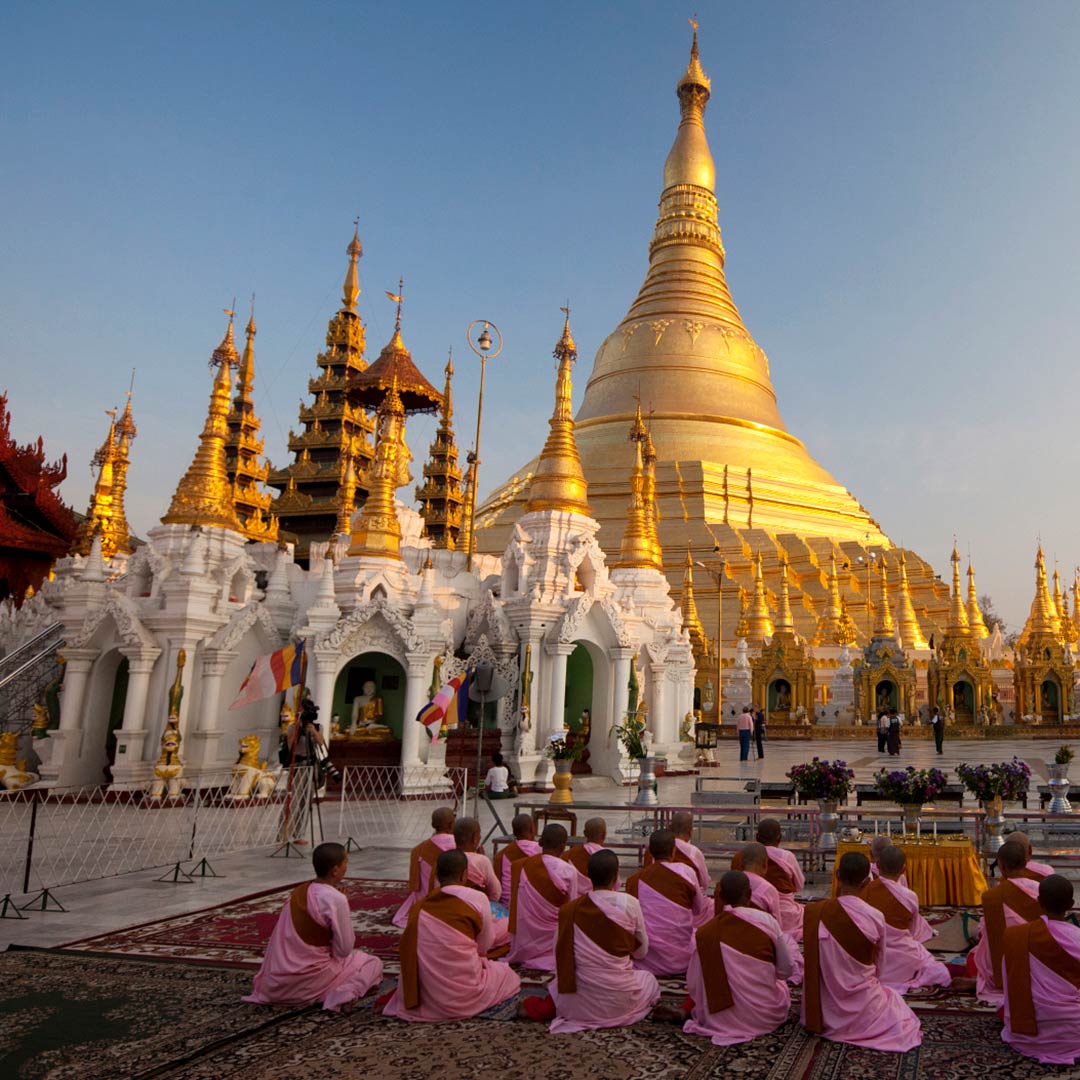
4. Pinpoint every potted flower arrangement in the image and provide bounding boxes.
[873,766,948,834]
[1049,746,1074,814]
[787,758,855,850]
[611,712,655,806]
[545,733,582,806]
[956,757,1032,850]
